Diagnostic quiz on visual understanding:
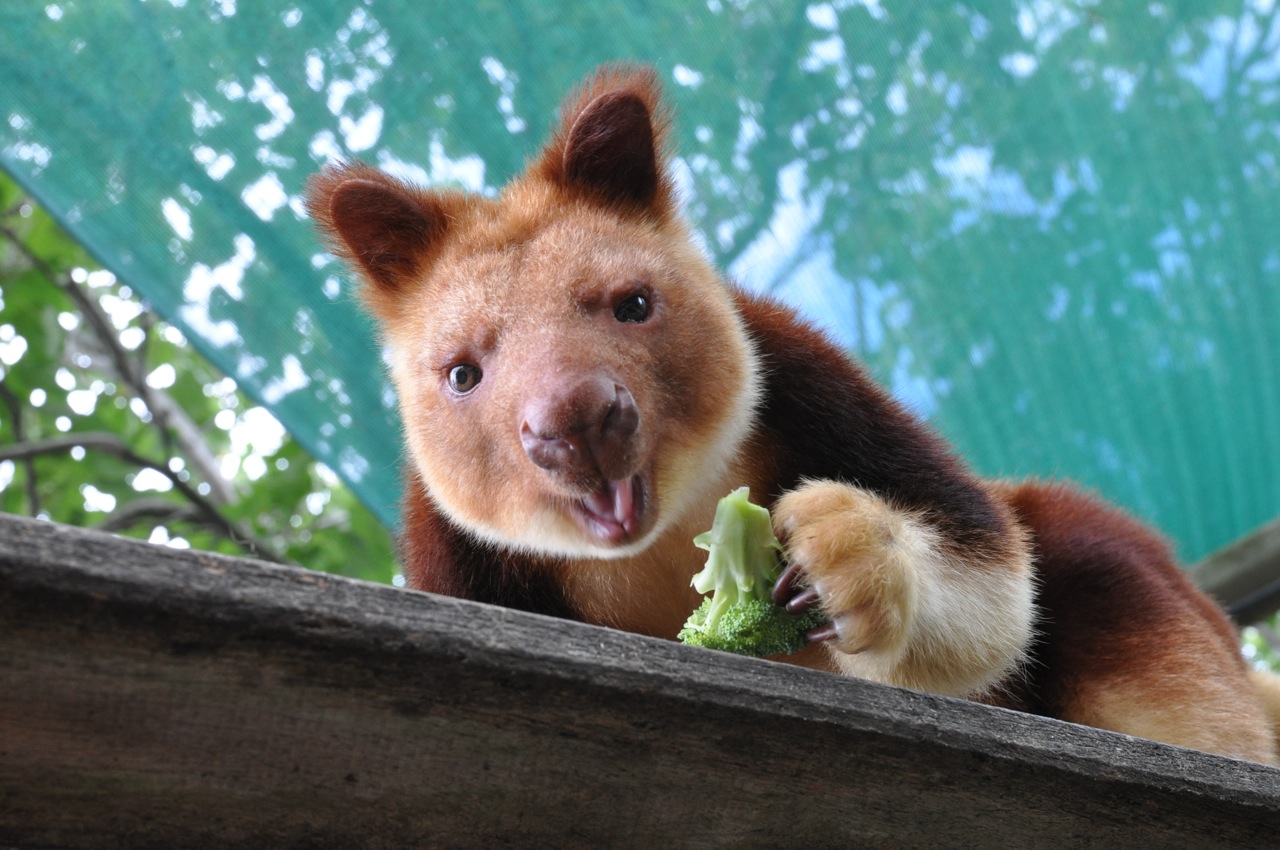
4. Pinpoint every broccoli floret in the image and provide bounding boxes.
[677,487,825,657]
[679,595,827,657]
